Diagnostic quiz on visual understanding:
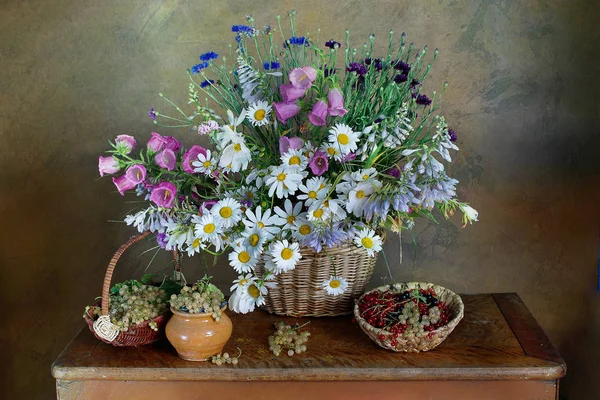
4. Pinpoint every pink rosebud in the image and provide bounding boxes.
[308,151,329,176]
[125,164,147,184]
[289,67,317,90]
[280,84,306,103]
[155,149,176,171]
[327,88,348,117]
[279,136,304,155]
[98,156,119,177]
[147,132,168,153]
[164,136,182,152]
[182,145,207,173]
[112,174,136,195]
[115,134,136,154]
[273,101,301,124]
[308,100,328,126]
[149,182,177,208]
